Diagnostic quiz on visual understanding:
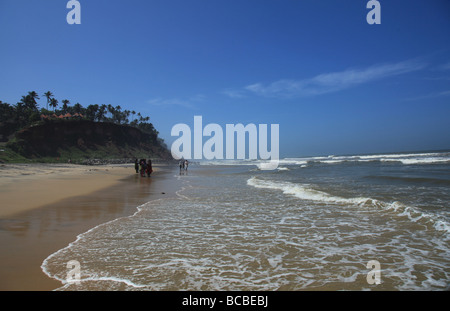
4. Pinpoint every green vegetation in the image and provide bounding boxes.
[0,91,160,138]
[0,91,170,163]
